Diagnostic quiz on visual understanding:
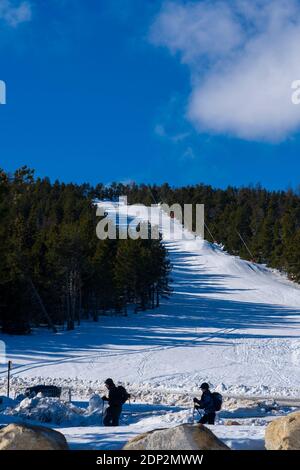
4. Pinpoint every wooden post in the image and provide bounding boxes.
[7,360,12,398]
